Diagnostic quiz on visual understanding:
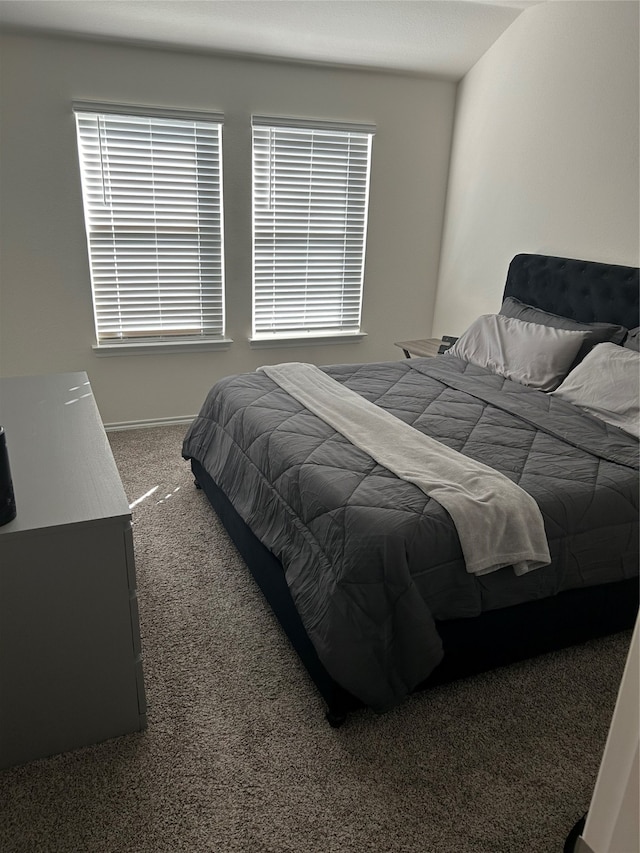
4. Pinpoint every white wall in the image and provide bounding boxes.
[0,33,455,425]
[432,0,640,338]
